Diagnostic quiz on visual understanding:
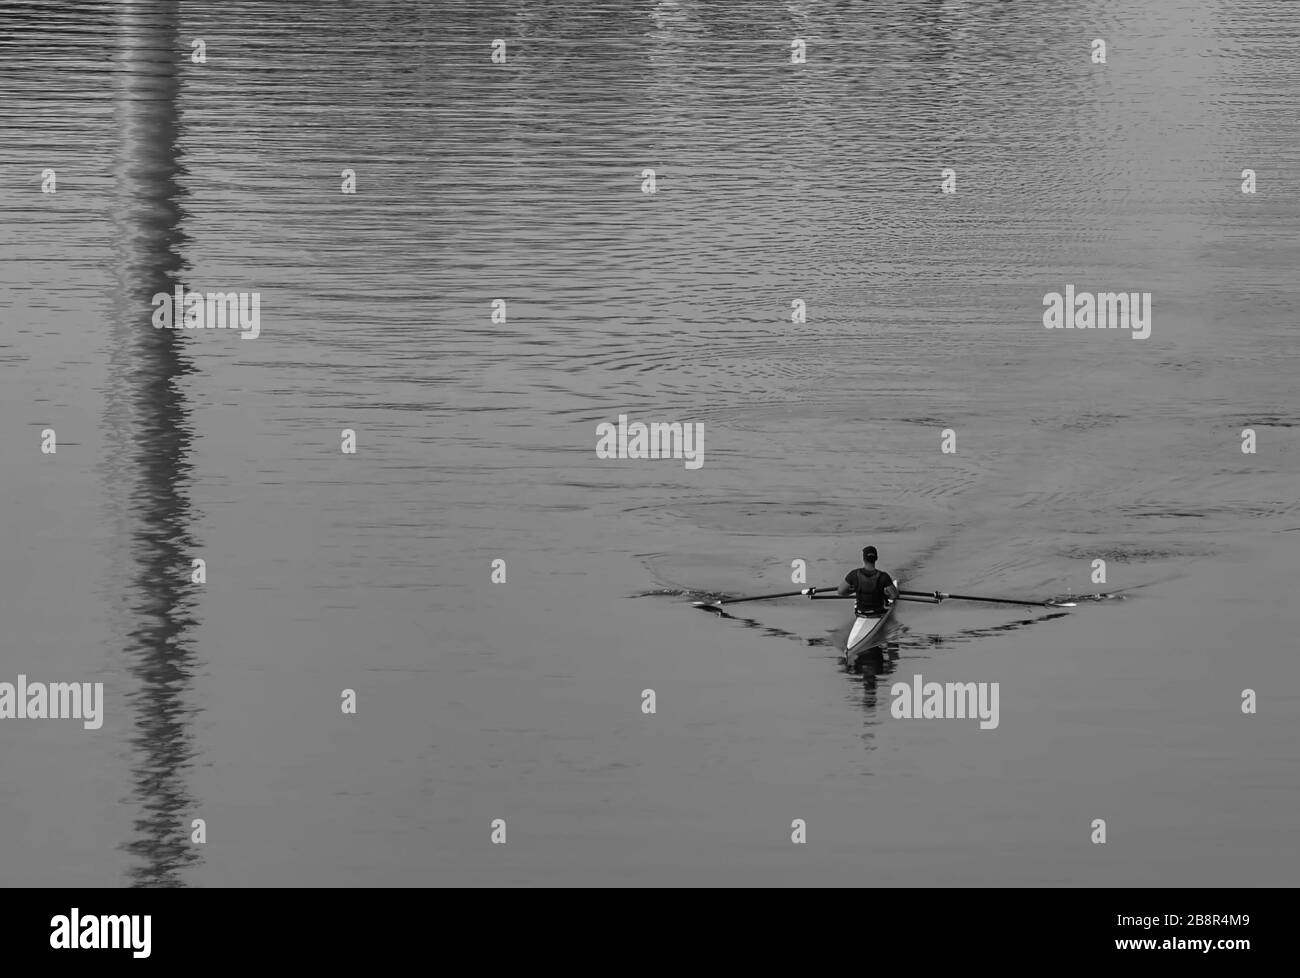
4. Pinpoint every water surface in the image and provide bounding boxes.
[1,0,1297,886]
